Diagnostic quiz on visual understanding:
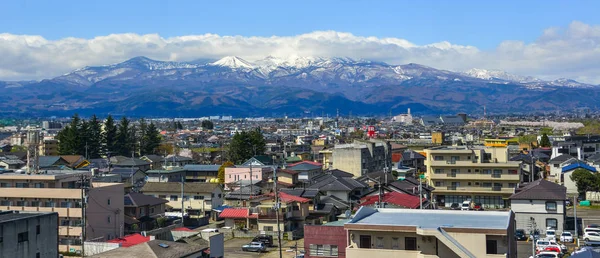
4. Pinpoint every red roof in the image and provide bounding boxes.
[173,227,193,232]
[106,233,151,247]
[287,161,322,167]
[359,192,423,209]
[219,208,258,219]
[392,153,403,163]
[277,192,310,203]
